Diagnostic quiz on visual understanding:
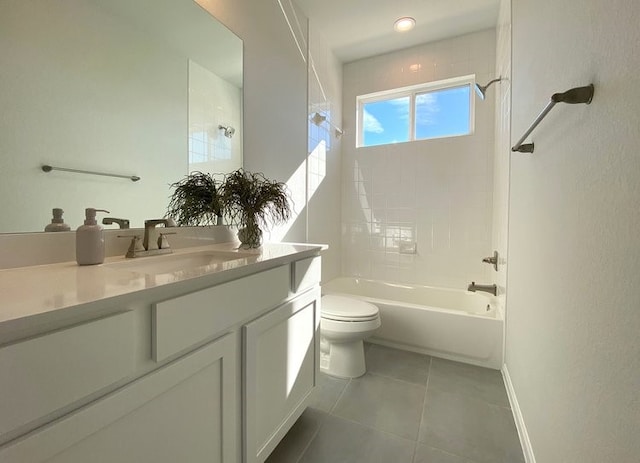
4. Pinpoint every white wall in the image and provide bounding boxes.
[198,0,343,279]
[0,0,187,232]
[196,0,310,244]
[492,0,511,318]
[341,29,496,288]
[506,0,640,461]
[307,25,343,281]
